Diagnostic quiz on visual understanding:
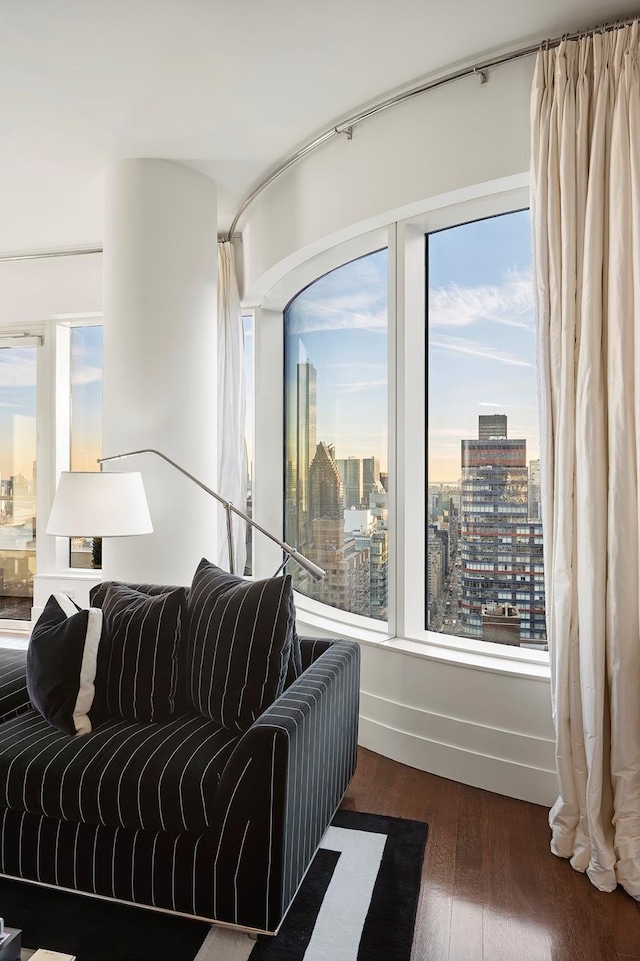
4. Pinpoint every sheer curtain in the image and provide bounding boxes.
[531,22,640,898]
[217,240,247,574]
